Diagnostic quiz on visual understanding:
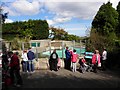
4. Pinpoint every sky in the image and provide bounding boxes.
[0,0,120,37]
